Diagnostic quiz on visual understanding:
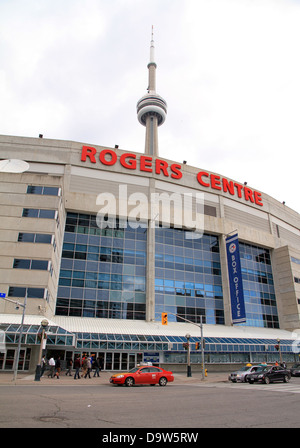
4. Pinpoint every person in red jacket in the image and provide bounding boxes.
[74,355,81,380]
